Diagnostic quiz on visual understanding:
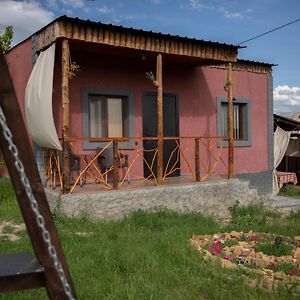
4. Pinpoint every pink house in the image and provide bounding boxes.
[5,16,274,195]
